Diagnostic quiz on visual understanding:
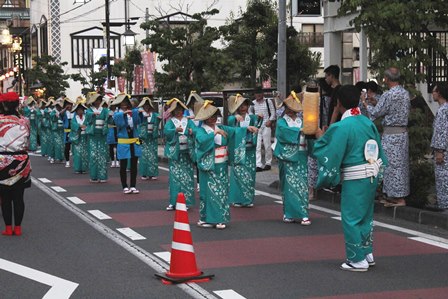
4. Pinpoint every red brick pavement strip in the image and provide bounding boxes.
[74,190,169,203]
[108,206,326,228]
[159,232,447,269]
[304,287,448,299]
[52,176,169,186]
